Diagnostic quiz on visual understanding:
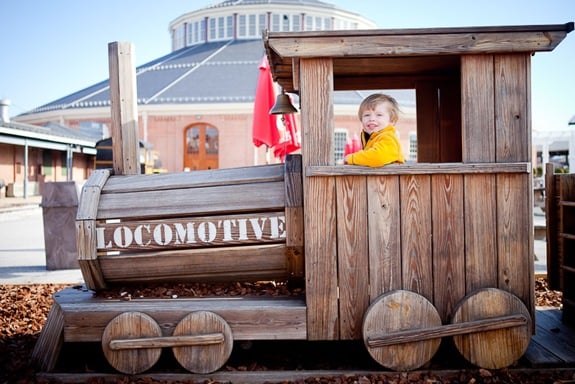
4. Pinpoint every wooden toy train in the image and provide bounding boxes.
[34,22,573,374]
